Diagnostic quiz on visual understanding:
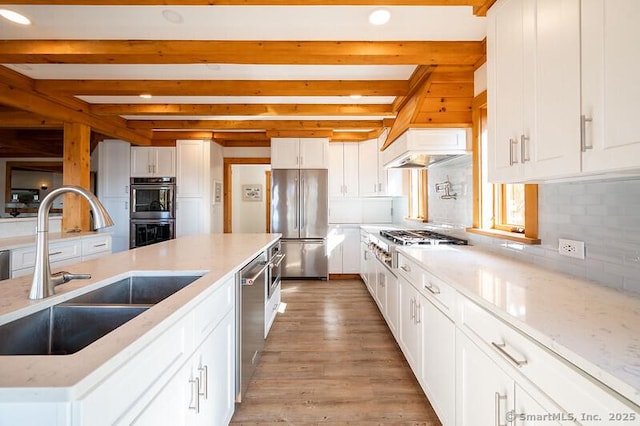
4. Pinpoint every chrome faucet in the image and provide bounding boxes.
[29,185,114,300]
